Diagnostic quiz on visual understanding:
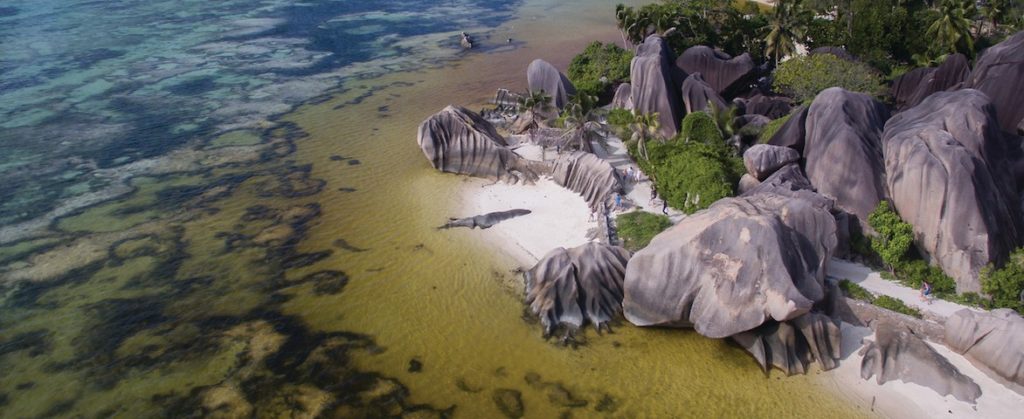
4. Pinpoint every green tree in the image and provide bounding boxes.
[772,54,883,102]
[560,93,603,152]
[616,211,673,252]
[867,201,915,273]
[567,42,634,99]
[927,0,977,57]
[629,112,661,161]
[980,0,1009,30]
[516,90,553,135]
[765,0,811,66]
[981,248,1024,313]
